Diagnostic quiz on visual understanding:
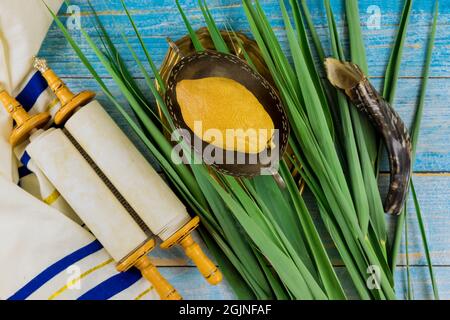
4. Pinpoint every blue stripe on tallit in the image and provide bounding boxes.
[8,240,103,300]
[15,72,48,111]
[19,152,32,178]
[77,268,142,300]
[20,151,31,167]
[18,166,32,179]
